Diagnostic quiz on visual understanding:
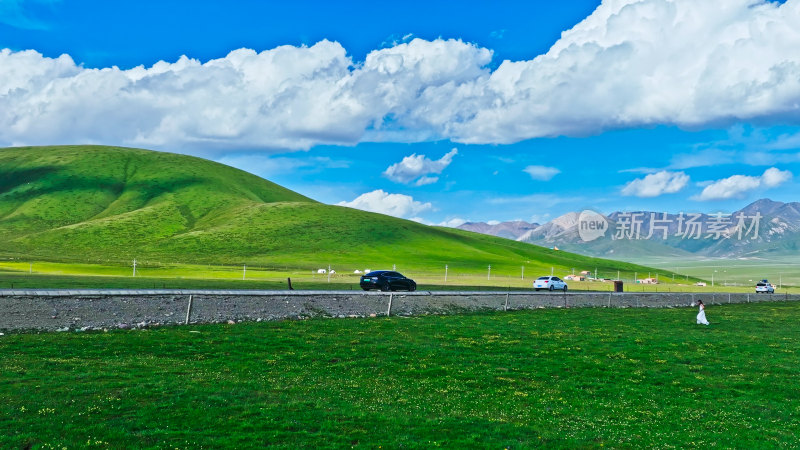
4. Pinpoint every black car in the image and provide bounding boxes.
[360,271,417,291]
